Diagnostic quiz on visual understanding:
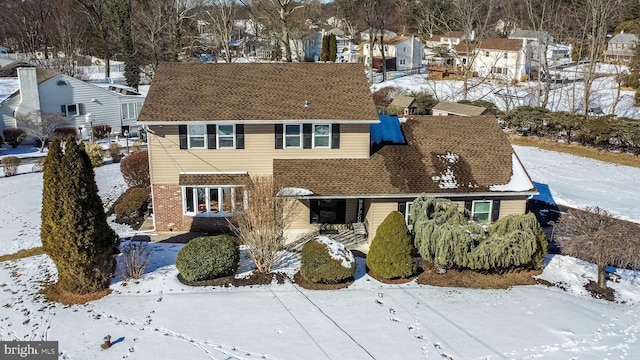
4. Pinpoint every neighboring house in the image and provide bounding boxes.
[432,102,490,116]
[0,45,9,53]
[0,66,145,137]
[303,27,354,62]
[138,62,536,243]
[472,38,530,81]
[605,31,638,62]
[361,35,423,71]
[389,94,417,115]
